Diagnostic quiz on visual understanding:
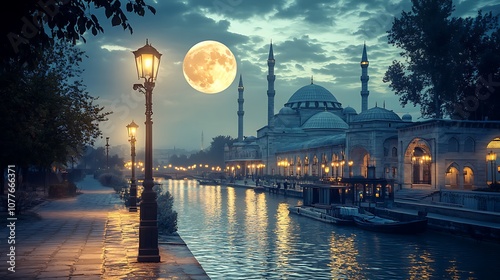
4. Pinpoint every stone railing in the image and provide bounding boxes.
[440,190,500,212]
